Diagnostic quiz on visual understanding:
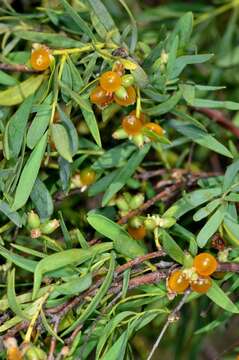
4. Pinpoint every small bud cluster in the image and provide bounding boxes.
[27,211,60,239]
